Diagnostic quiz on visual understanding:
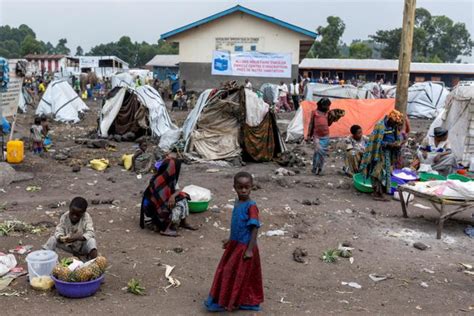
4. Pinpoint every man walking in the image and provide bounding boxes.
[290,79,300,111]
